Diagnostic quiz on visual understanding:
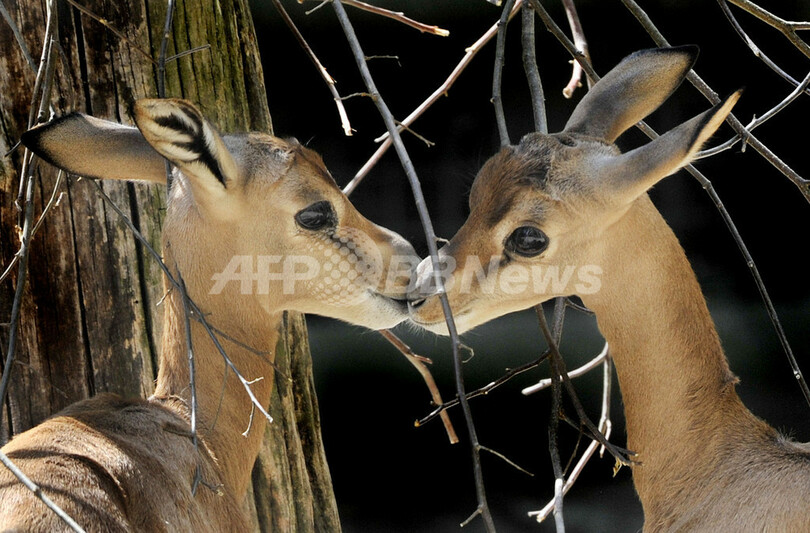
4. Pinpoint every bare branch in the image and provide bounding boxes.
[330,1,496,529]
[521,6,547,133]
[344,0,523,195]
[725,0,810,58]
[718,0,810,95]
[618,0,809,200]
[493,0,517,146]
[0,170,64,285]
[0,450,86,532]
[177,272,202,495]
[561,0,590,98]
[529,350,614,524]
[273,0,353,136]
[417,349,552,427]
[157,0,175,98]
[379,330,459,444]
[340,0,450,36]
[0,1,37,71]
[64,0,156,65]
[699,69,810,158]
[521,342,608,396]
[539,301,566,532]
